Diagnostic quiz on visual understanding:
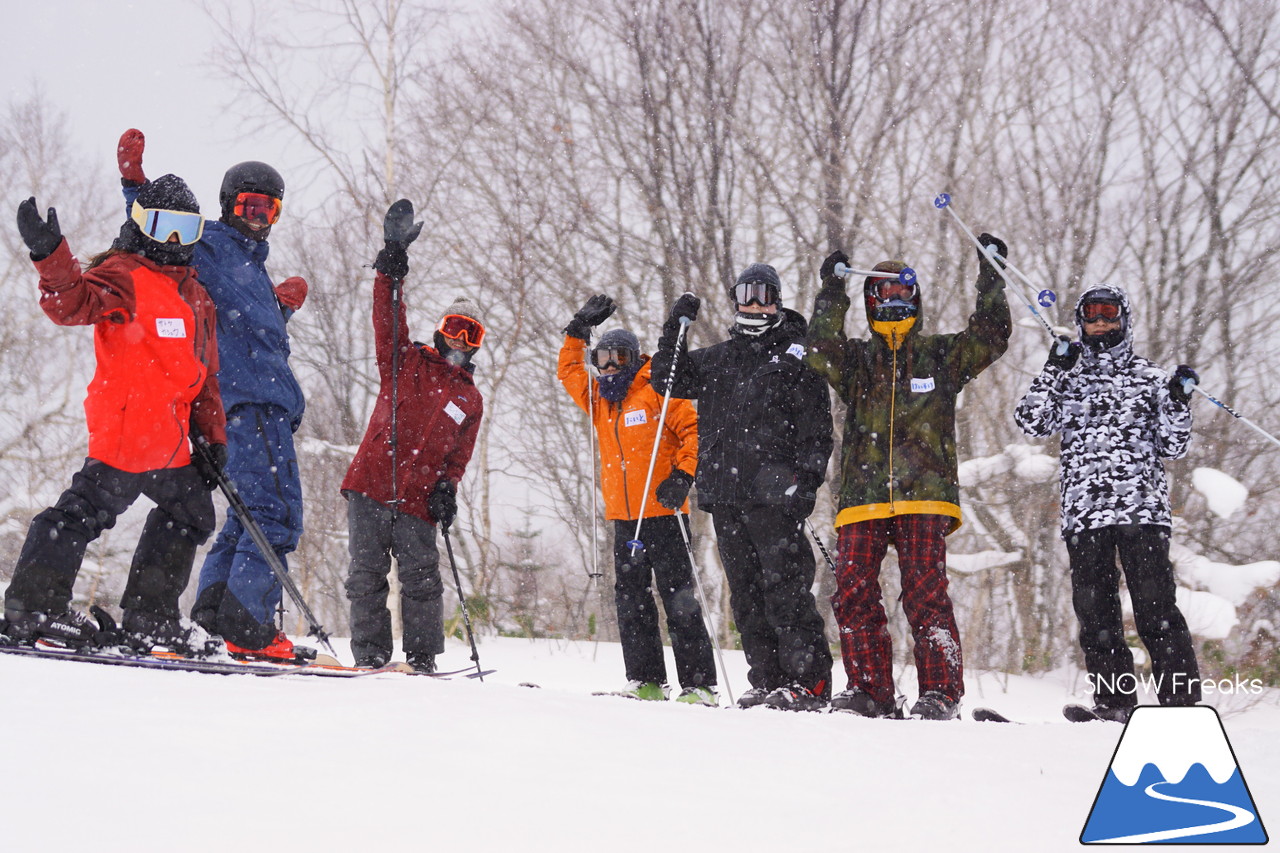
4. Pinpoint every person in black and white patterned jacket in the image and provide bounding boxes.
[1015,283,1202,721]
